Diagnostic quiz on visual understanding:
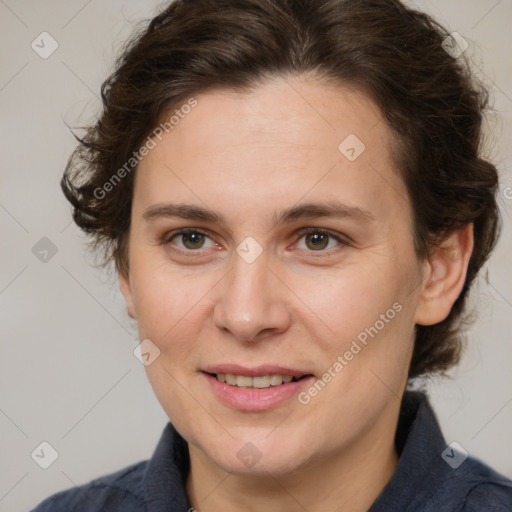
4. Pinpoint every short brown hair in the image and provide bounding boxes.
[62,0,500,379]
